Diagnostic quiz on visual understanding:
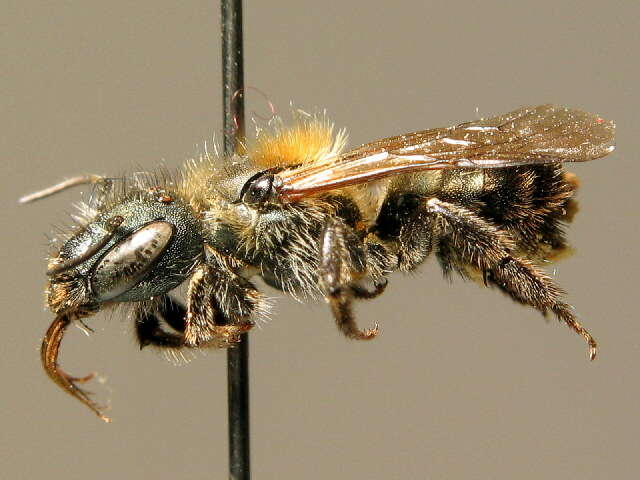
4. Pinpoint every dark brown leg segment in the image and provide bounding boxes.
[426,198,597,360]
[351,278,388,299]
[135,295,186,349]
[136,249,264,350]
[318,218,381,339]
[183,248,263,347]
